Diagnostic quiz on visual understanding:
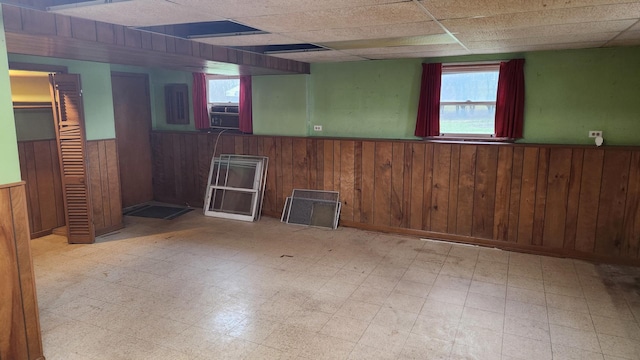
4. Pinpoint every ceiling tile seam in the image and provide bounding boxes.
[457,19,639,36]
[462,31,624,45]
[411,0,469,52]
[602,18,640,47]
